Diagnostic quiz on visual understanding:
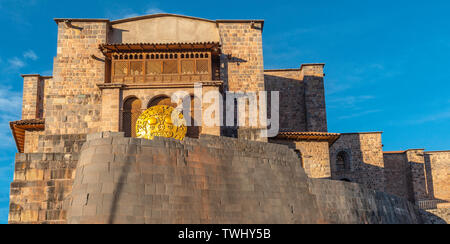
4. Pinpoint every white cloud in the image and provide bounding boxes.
[145,8,165,15]
[122,12,139,19]
[325,78,351,95]
[7,57,25,69]
[0,87,21,149]
[338,109,383,120]
[41,70,52,76]
[328,95,375,109]
[404,110,450,125]
[0,88,21,114]
[23,50,38,61]
[106,6,165,20]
